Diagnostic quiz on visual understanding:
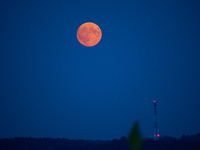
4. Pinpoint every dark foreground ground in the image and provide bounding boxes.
[1,133,200,150]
